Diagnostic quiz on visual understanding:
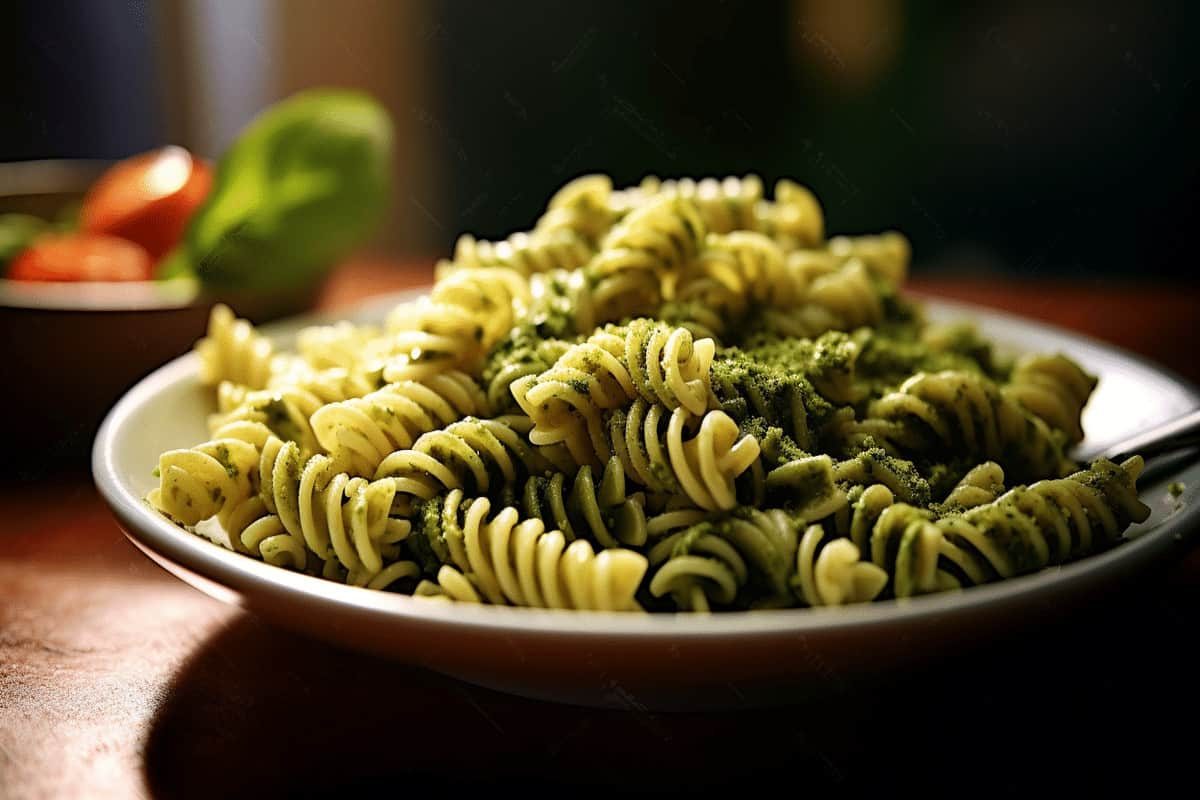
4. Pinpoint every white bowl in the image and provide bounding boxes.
[92,290,1200,709]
